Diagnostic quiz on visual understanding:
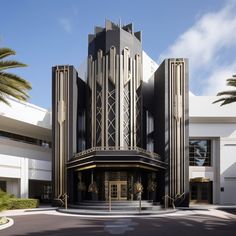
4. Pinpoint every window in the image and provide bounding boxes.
[189,139,211,166]
[0,181,6,192]
[146,111,154,152]
[0,130,51,148]
[77,110,86,152]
